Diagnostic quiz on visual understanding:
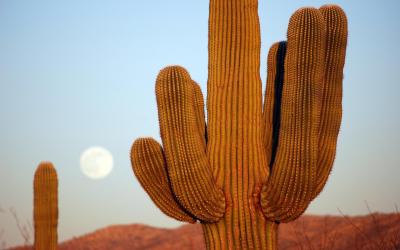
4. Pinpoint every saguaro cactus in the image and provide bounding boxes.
[34,162,58,250]
[131,1,347,249]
